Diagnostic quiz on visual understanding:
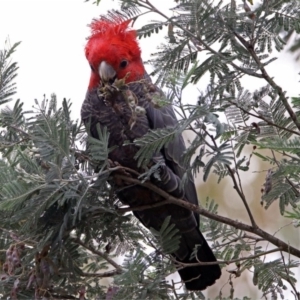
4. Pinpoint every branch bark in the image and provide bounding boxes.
[115,174,300,259]
[173,247,282,267]
[82,270,121,278]
[72,238,123,274]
